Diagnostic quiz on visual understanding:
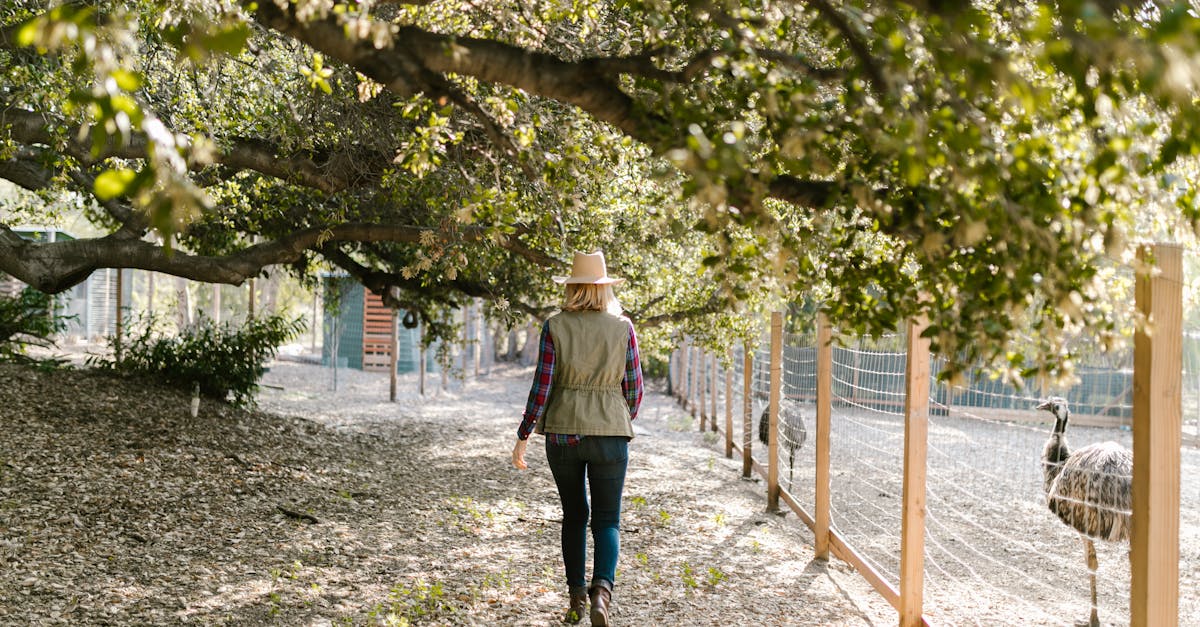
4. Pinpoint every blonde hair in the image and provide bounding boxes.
[562,283,623,315]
